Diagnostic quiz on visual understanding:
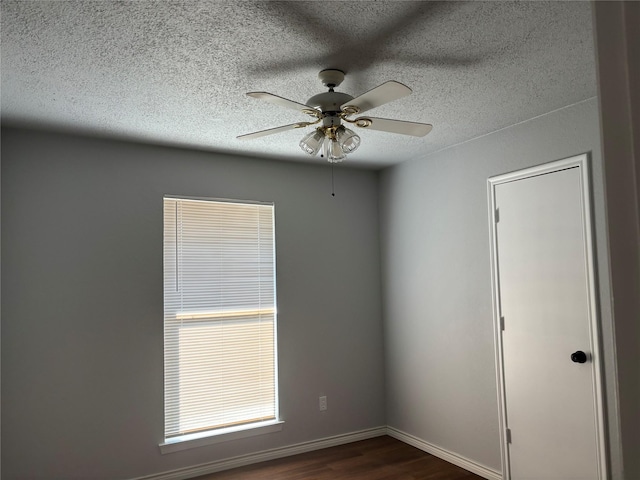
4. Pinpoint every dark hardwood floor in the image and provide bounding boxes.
[195,435,484,479]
